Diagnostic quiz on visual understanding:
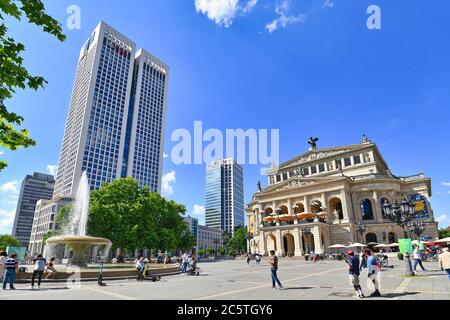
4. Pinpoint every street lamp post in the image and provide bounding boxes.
[356,223,366,243]
[383,198,416,276]
[408,221,425,240]
[301,227,311,254]
[245,233,254,254]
